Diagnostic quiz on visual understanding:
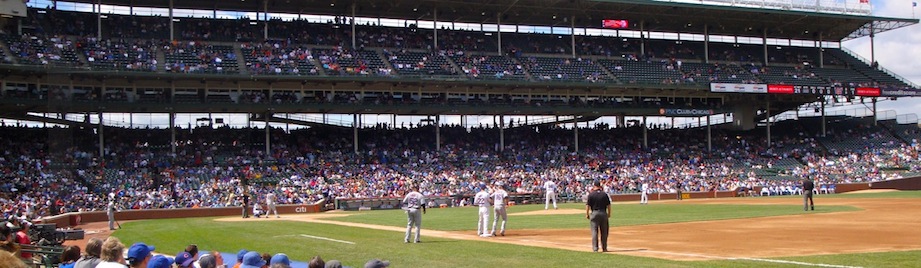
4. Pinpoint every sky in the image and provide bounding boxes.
[842,0,921,121]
